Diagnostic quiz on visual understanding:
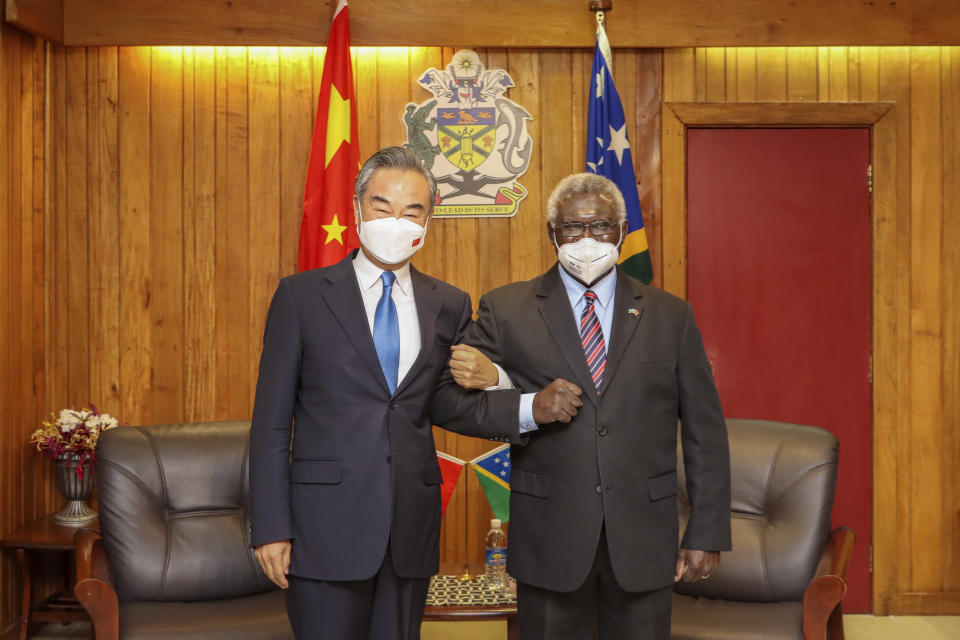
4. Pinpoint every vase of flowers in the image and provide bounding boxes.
[30,406,119,526]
